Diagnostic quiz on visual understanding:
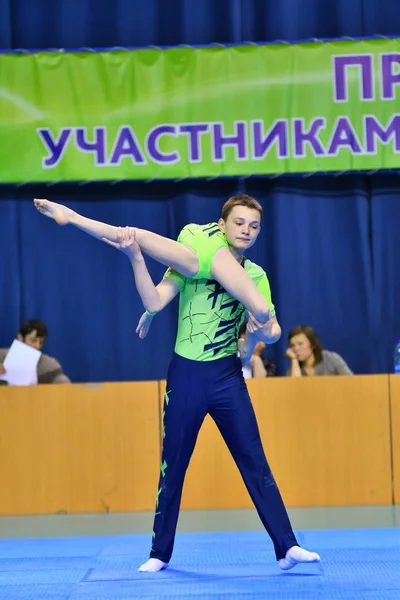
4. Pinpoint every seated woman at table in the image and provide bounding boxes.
[285,325,353,377]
